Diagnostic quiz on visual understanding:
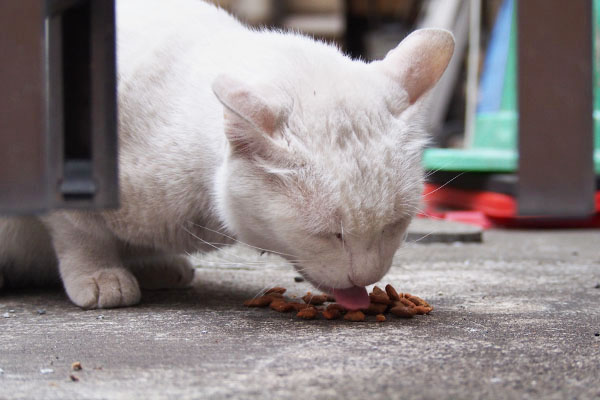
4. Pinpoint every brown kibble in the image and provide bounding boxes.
[369,292,391,305]
[326,303,347,313]
[390,304,417,318]
[369,286,391,304]
[344,310,365,322]
[269,299,294,312]
[371,286,387,296]
[244,296,274,307]
[71,362,82,371]
[396,297,416,308]
[385,284,400,301]
[406,294,430,308]
[243,285,433,323]
[414,305,433,315]
[363,302,388,315]
[265,287,287,295]
[302,293,328,305]
[288,302,311,311]
[322,309,342,320]
[296,307,318,319]
[69,374,79,382]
